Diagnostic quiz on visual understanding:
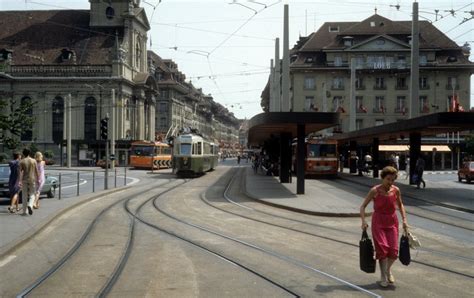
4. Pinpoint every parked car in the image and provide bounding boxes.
[458,161,474,183]
[96,159,119,169]
[0,164,59,198]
